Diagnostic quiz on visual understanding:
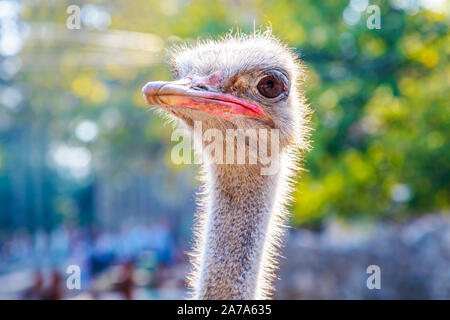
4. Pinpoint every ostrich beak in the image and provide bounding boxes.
[142,78,264,121]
